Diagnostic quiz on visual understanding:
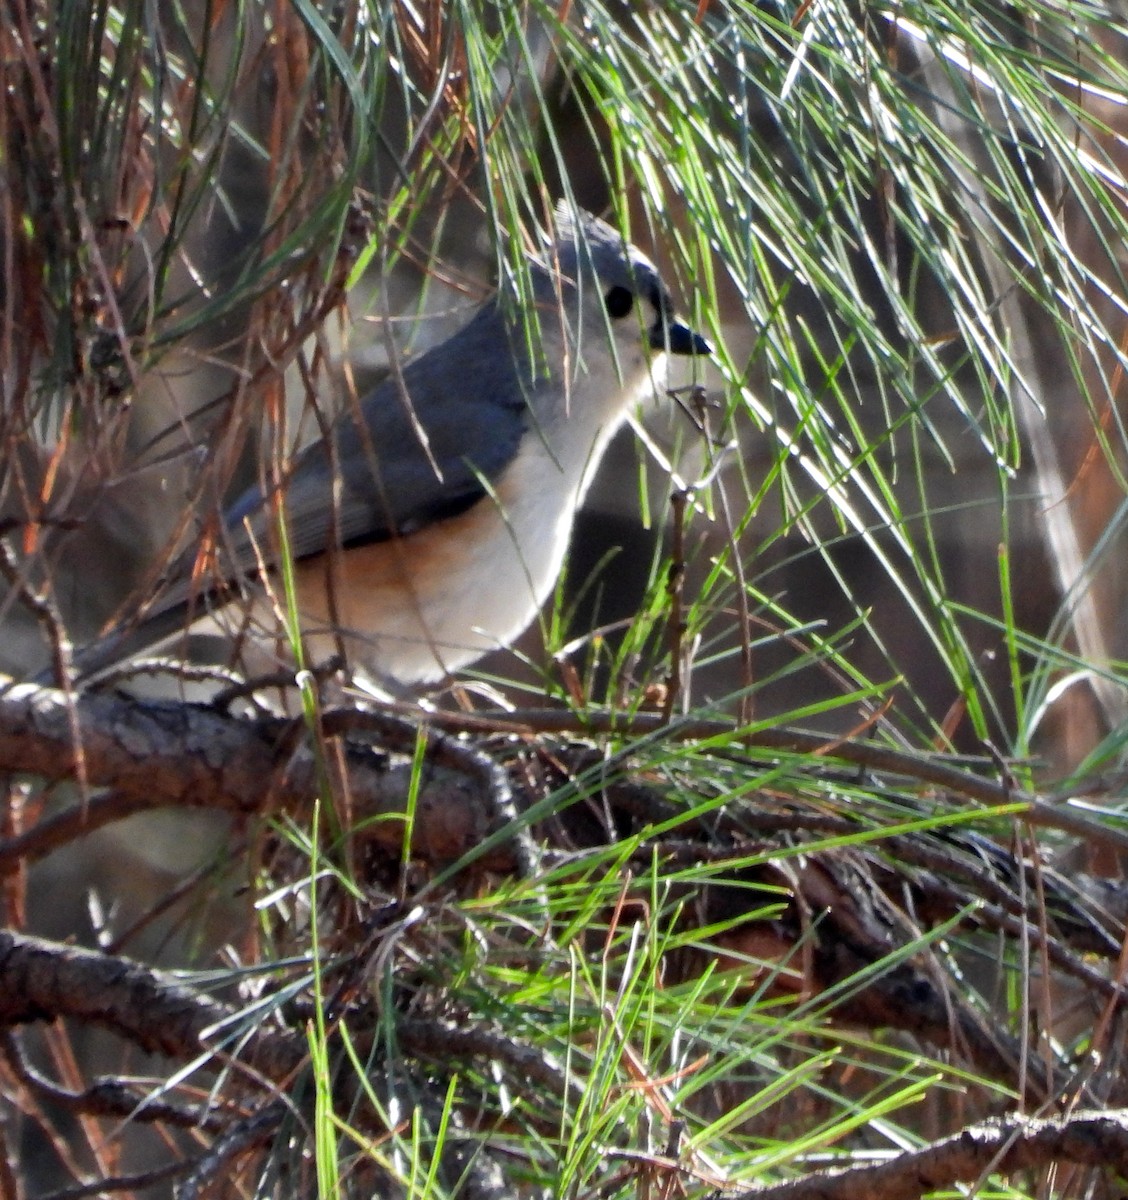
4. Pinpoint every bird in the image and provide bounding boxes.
[67,204,711,692]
